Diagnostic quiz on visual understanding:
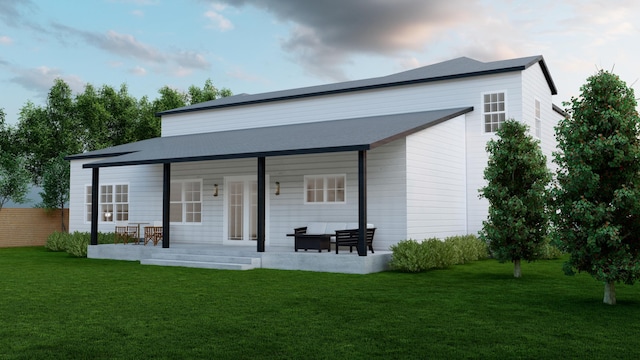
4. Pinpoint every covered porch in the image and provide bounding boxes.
[67,107,472,270]
[88,243,392,274]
